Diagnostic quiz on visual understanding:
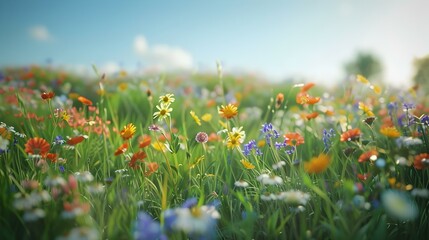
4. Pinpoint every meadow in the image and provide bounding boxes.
[0,65,428,240]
